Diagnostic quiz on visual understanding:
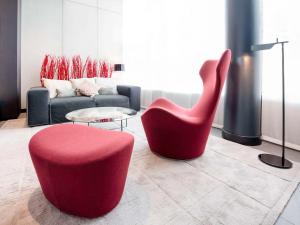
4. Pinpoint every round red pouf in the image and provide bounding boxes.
[29,124,134,218]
